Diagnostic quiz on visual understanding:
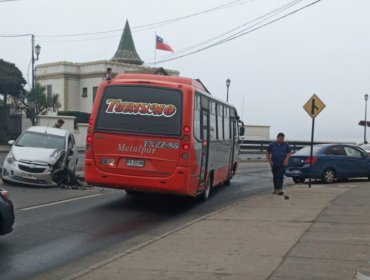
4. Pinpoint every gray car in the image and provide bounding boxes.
[1,126,78,187]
